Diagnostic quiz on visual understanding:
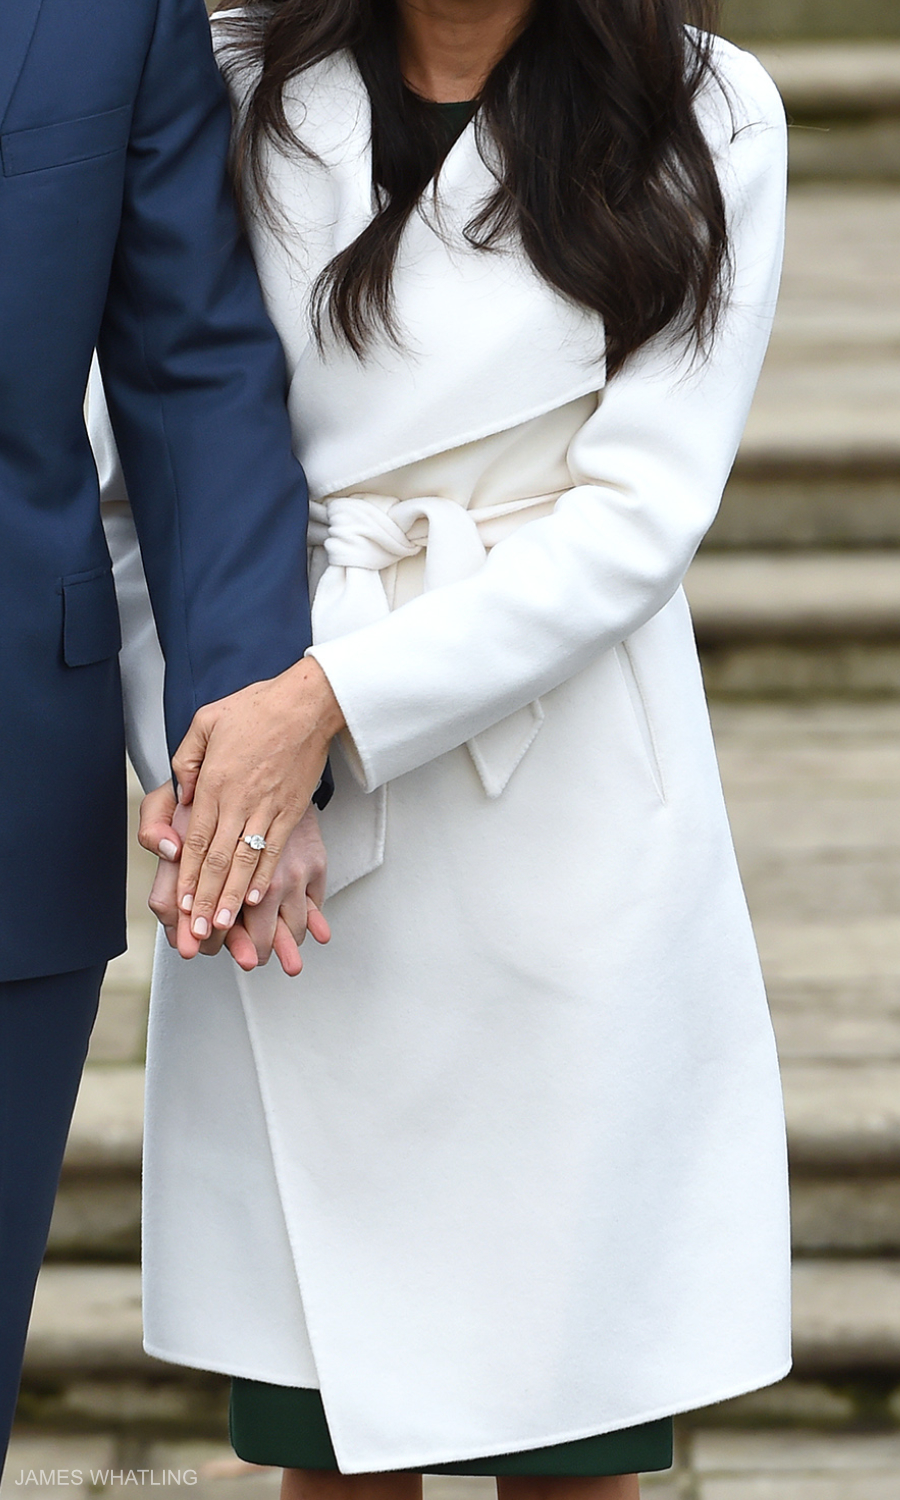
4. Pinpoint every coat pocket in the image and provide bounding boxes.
[60,566,122,667]
[615,641,665,802]
[1,106,130,177]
